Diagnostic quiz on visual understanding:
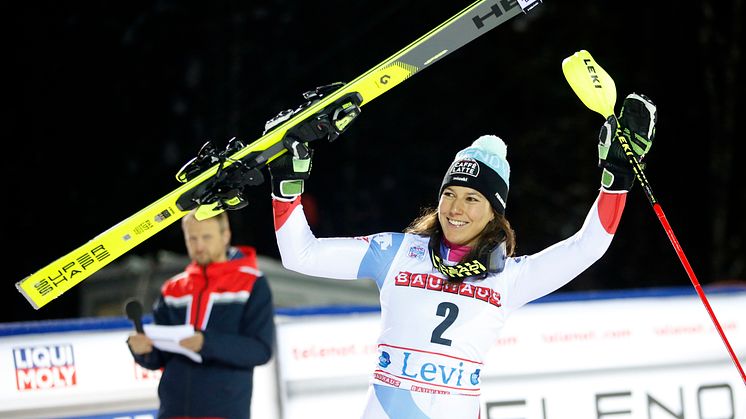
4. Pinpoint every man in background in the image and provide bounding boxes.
[127,210,275,419]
